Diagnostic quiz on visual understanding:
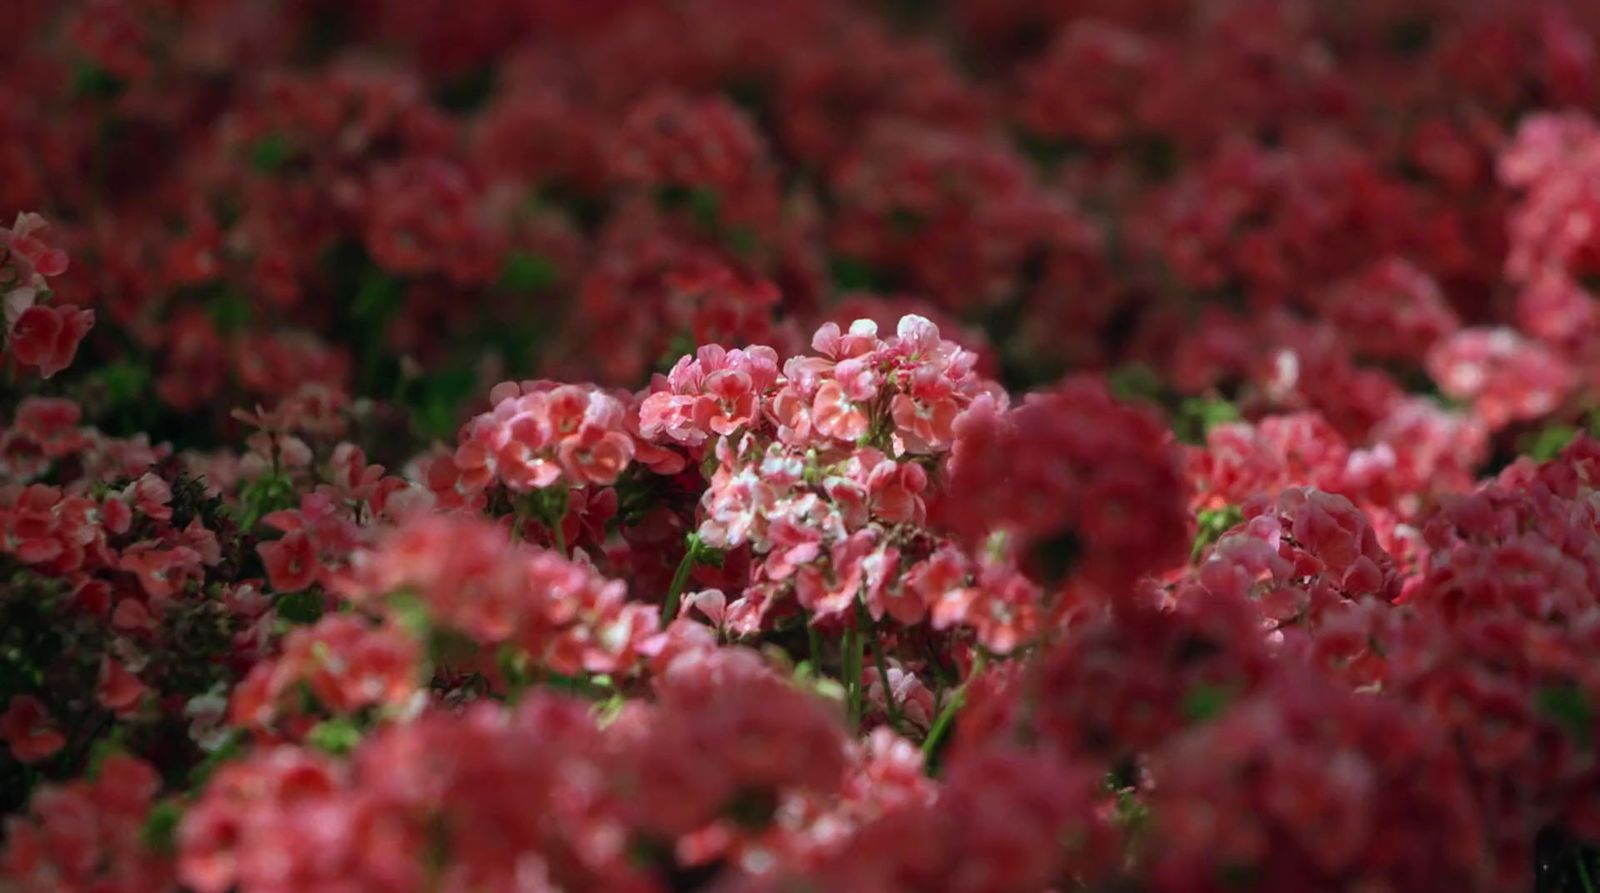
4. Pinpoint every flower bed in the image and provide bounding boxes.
[4,1,1600,891]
